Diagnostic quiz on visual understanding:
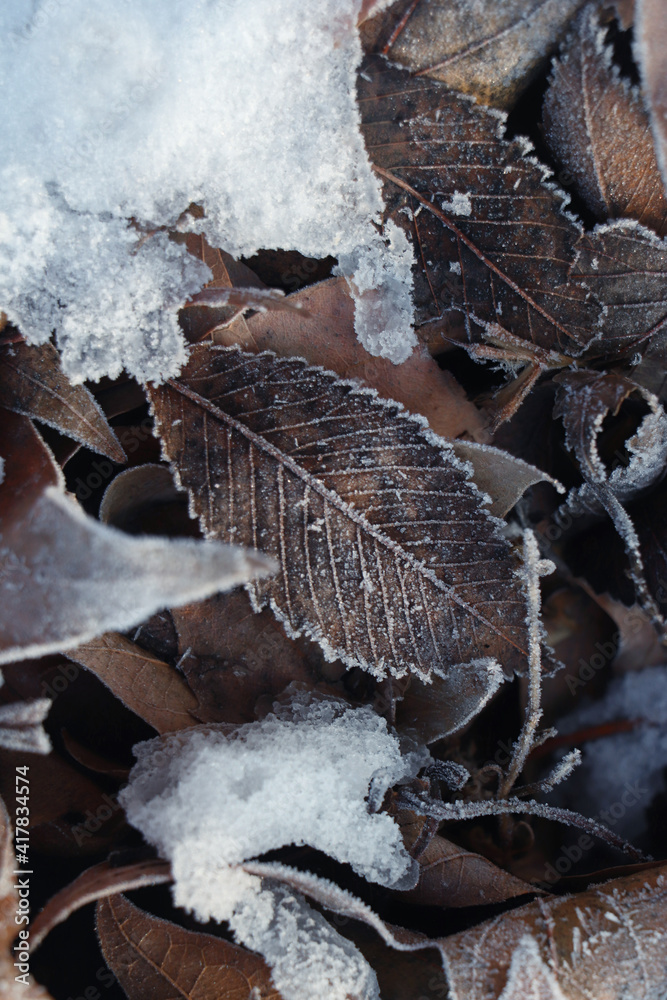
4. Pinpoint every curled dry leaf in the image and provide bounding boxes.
[66,632,200,734]
[361,0,586,110]
[396,658,504,742]
[543,5,667,237]
[96,894,281,1000]
[149,345,533,679]
[553,370,638,483]
[30,858,172,950]
[0,341,125,463]
[359,56,598,357]
[0,409,275,665]
[398,811,538,907]
[439,865,667,1000]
